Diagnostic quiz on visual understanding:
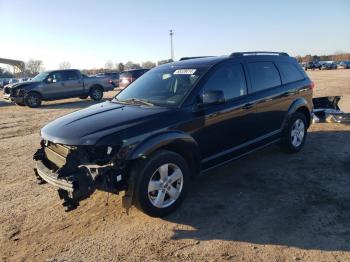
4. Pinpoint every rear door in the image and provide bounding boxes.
[61,70,84,97]
[245,61,288,137]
